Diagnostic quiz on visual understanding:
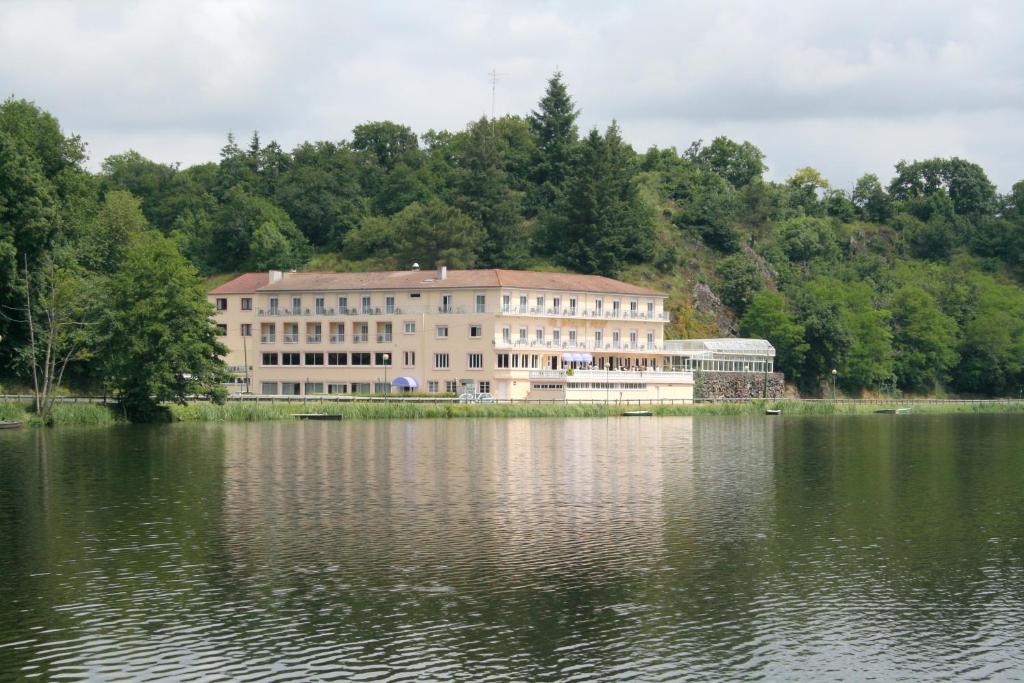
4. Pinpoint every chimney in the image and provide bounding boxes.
[269,270,283,283]
[437,265,447,280]
[412,262,420,271]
